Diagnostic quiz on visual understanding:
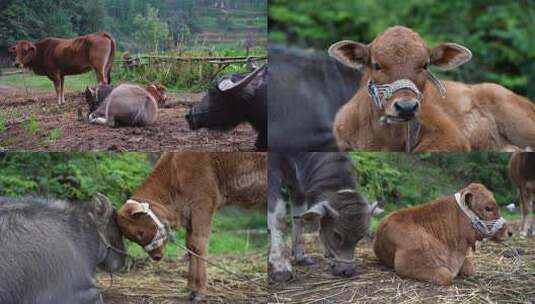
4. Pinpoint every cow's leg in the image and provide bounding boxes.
[186,206,214,301]
[519,184,533,237]
[459,253,475,277]
[268,153,292,282]
[94,67,106,85]
[60,75,65,105]
[394,249,454,286]
[50,76,62,105]
[286,175,313,265]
